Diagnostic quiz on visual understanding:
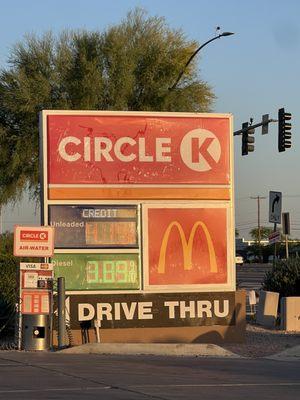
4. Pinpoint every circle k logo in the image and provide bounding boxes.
[180,129,221,172]
[39,232,47,240]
